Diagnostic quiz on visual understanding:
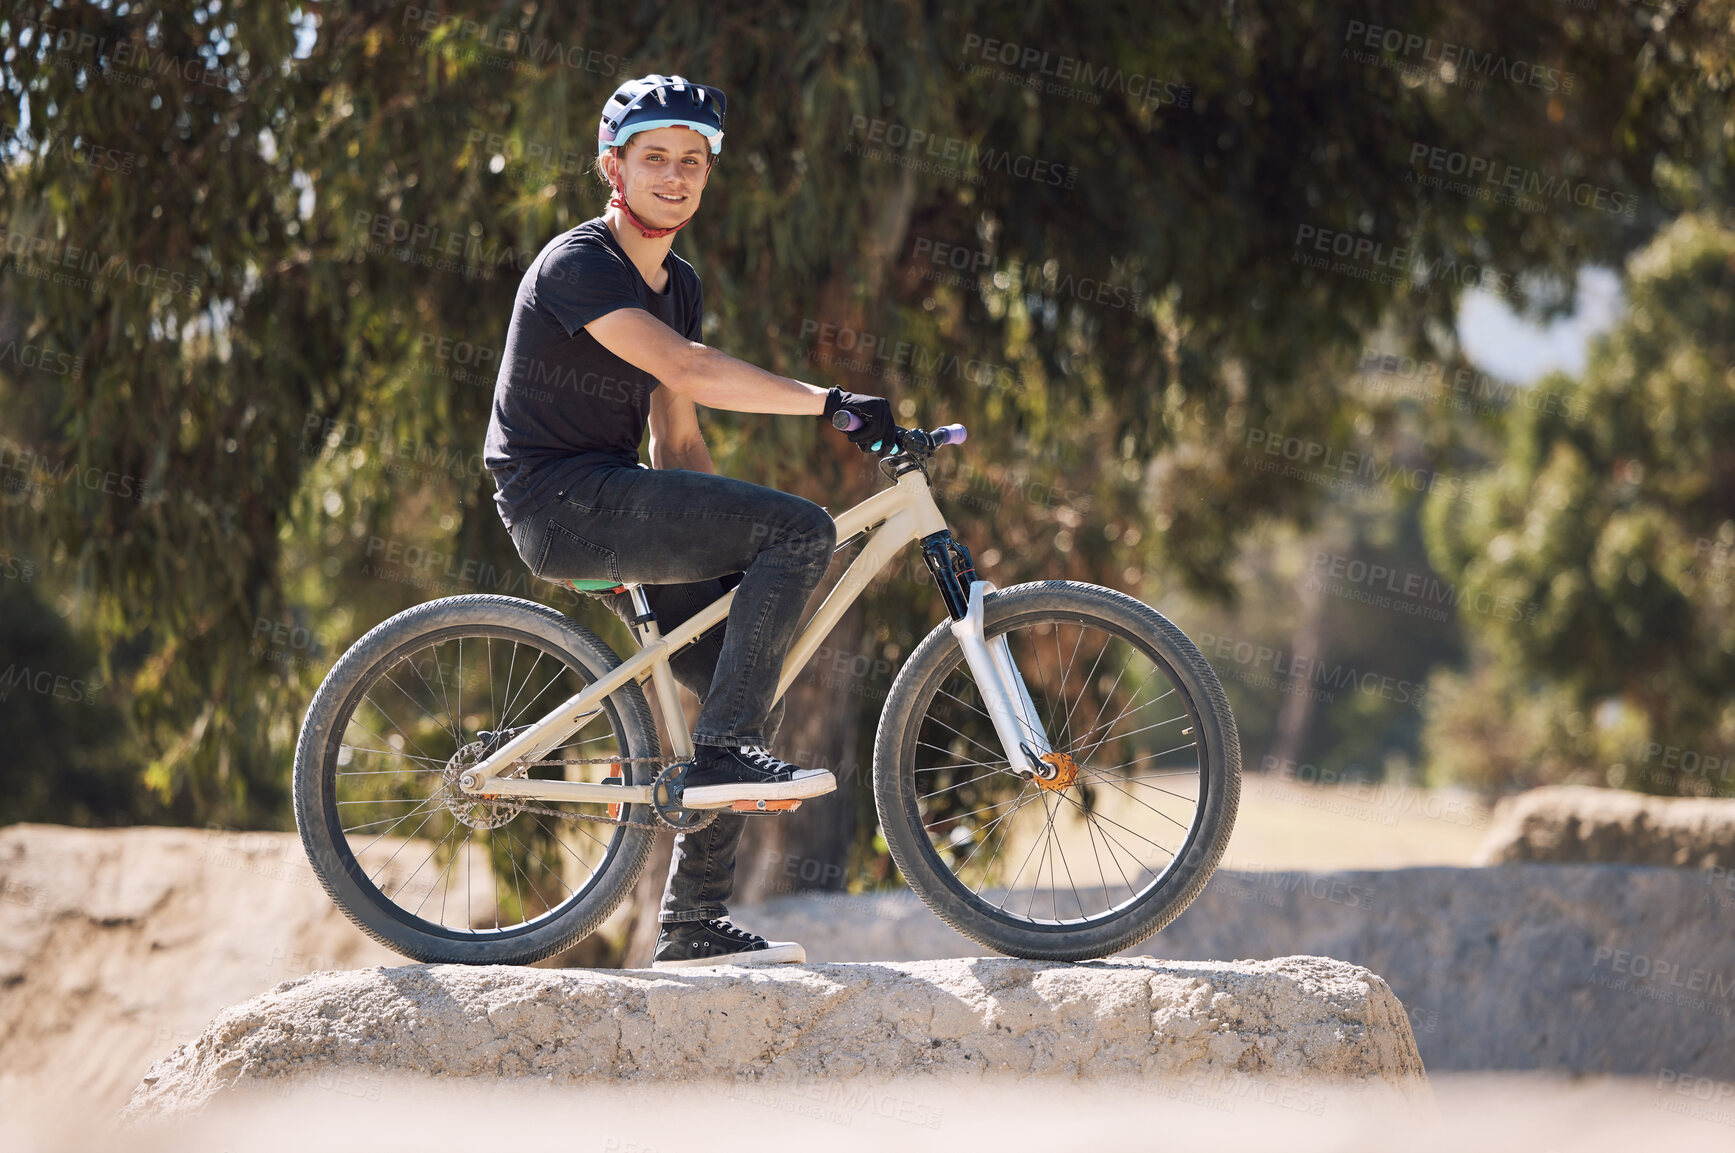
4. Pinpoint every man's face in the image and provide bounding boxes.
[612,125,714,226]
